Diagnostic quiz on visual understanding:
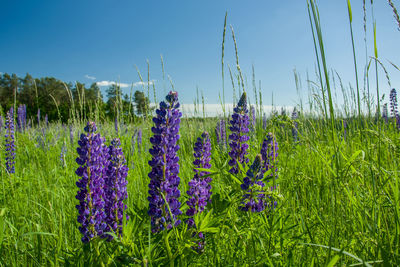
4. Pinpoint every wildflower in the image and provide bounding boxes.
[148,91,182,233]
[259,132,278,211]
[104,138,129,239]
[75,121,109,243]
[240,132,279,213]
[115,117,118,134]
[240,154,265,212]
[228,92,250,174]
[186,132,212,227]
[17,104,26,132]
[5,108,15,174]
